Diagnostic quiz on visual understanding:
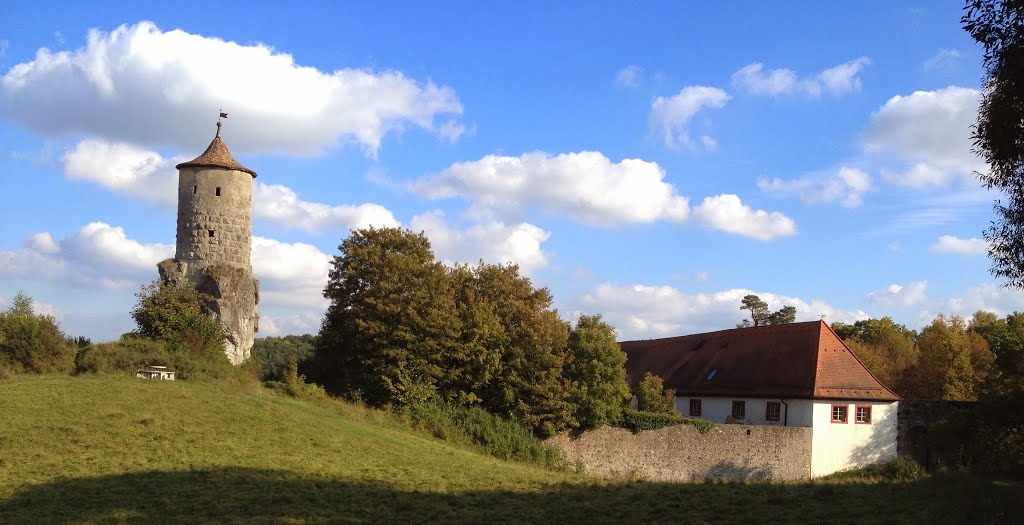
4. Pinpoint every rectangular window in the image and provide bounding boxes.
[831,404,848,424]
[208,230,215,238]
[766,401,781,422]
[855,405,872,424]
[689,399,702,417]
[215,187,221,196]
[192,185,197,194]
[731,400,746,419]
